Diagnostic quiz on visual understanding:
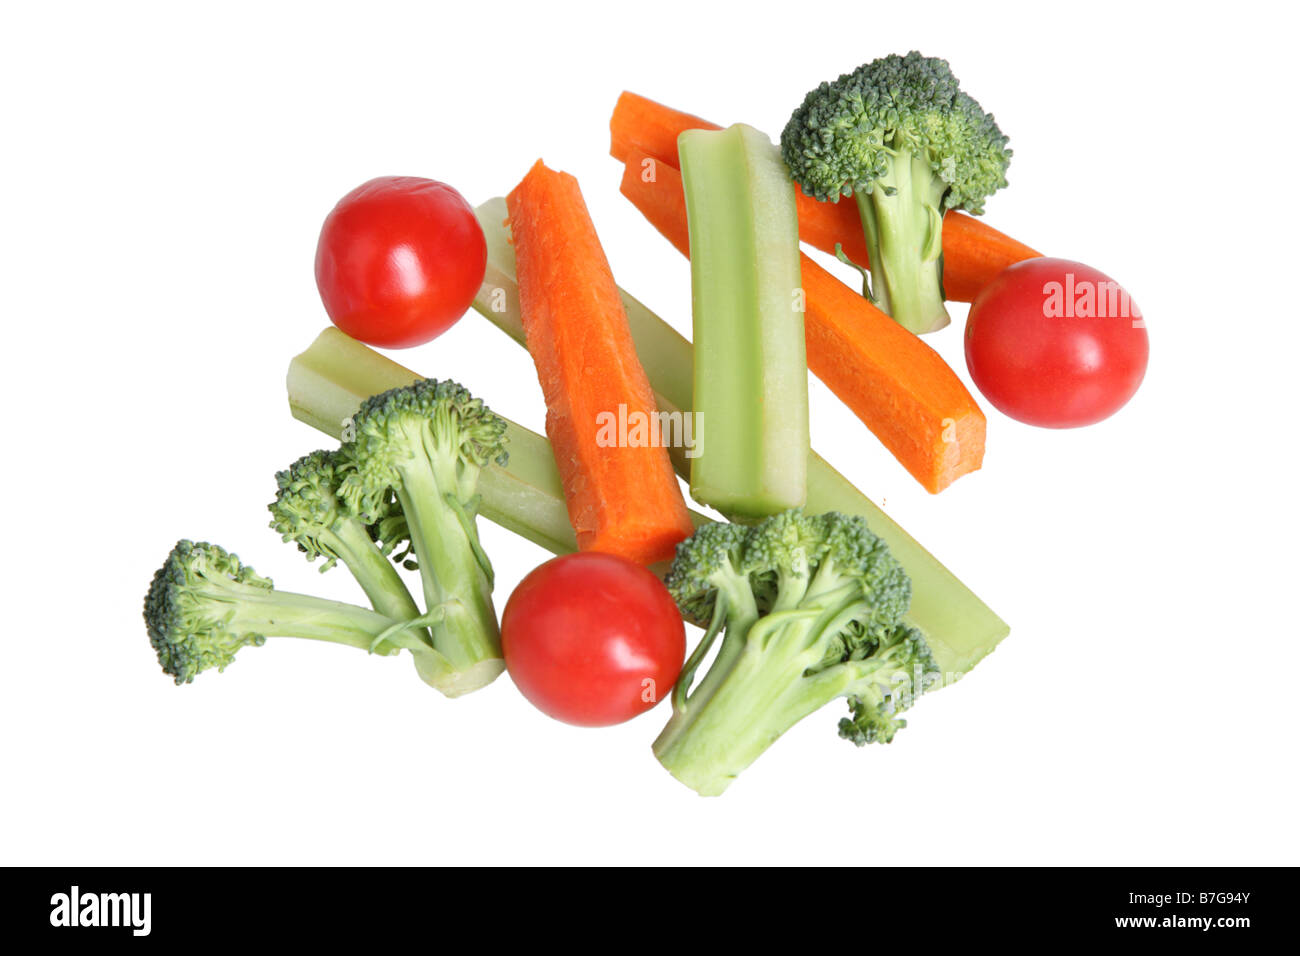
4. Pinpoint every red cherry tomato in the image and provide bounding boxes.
[965,258,1149,428]
[314,176,486,348]
[501,552,686,727]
